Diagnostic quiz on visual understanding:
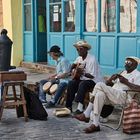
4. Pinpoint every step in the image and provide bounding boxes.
[20,61,56,74]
